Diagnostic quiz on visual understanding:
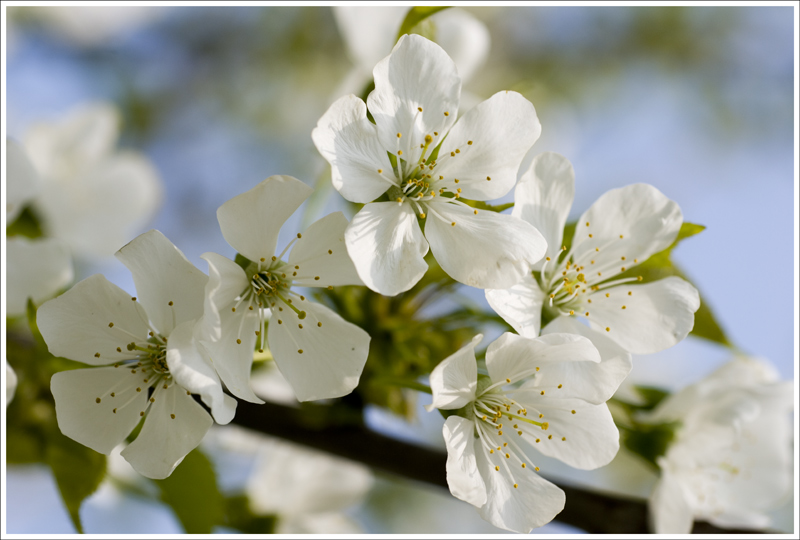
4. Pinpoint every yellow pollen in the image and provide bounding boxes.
[495,466,499,471]
[397,150,403,155]
[187,390,191,395]
[606,293,610,297]
[596,247,600,252]
[317,322,322,327]
[585,221,590,226]
[455,149,460,154]
[113,408,117,413]
[171,414,176,419]
[315,276,320,280]
[454,178,459,183]
[419,213,426,219]
[513,483,518,489]
[562,437,566,441]
[634,259,638,263]
[278,320,282,324]
[506,378,511,383]
[444,111,449,116]
[236,339,241,344]
[473,210,478,215]
[503,443,508,447]
[498,430,503,435]
[571,410,576,414]
[131,297,137,301]
[628,291,632,295]
[136,387,142,392]
[621,267,626,271]
[621,256,626,261]
[505,453,510,459]
[396,132,402,138]
[536,438,540,443]
[541,422,549,430]
[548,435,553,440]
[396,197,402,203]
[110,392,115,397]
[298,324,303,329]
[451,222,456,227]
[272,256,276,261]
[569,310,574,316]
[622,305,627,309]
[232,307,236,312]
[486,176,491,181]
[434,131,439,136]
[450,152,455,157]
[468,140,473,145]
[298,349,303,354]
[606,327,610,332]
[116,347,121,352]
[585,311,590,316]
[418,107,423,112]
[620,234,624,239]
[535,367,540,371]
[539,414,543,419]
[558,384,563,389]
[150,397,155,403]
[540,390,545,395]
[535,466,540,471]
[589,234,593,238]
[638,276,643,281]
[377,169,383,173]
[95,397,101,403]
